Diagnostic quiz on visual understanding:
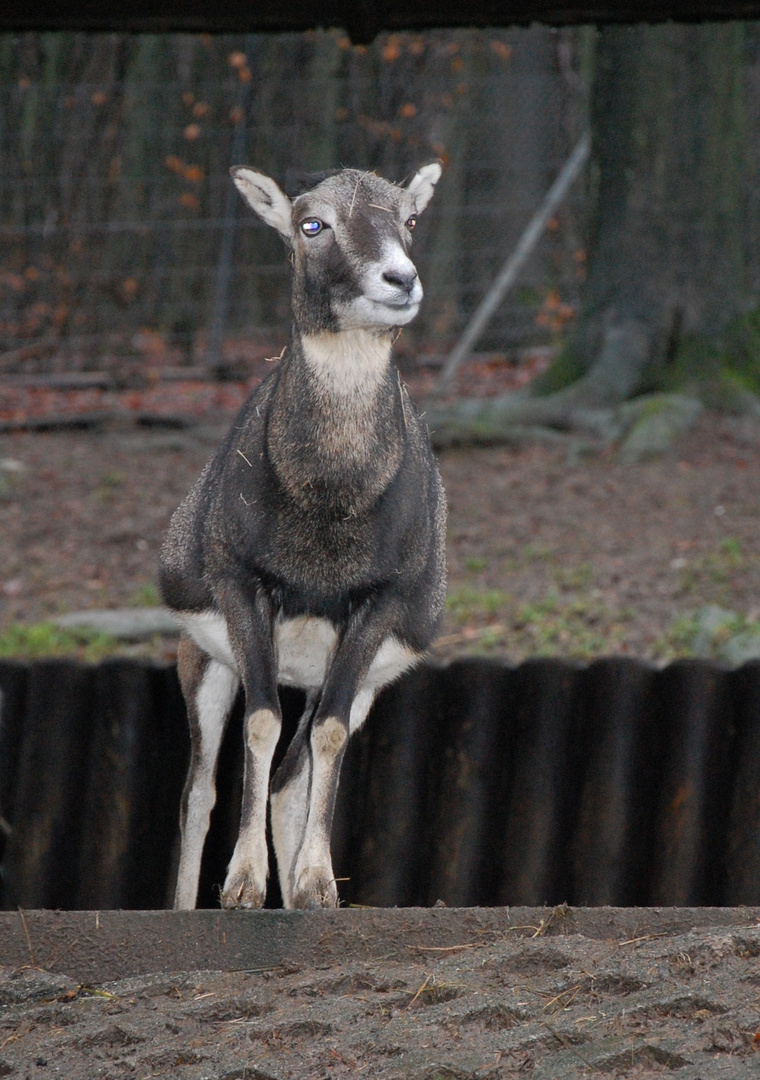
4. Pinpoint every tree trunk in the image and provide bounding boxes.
[562,21,746,403]
[428,22,750,445]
